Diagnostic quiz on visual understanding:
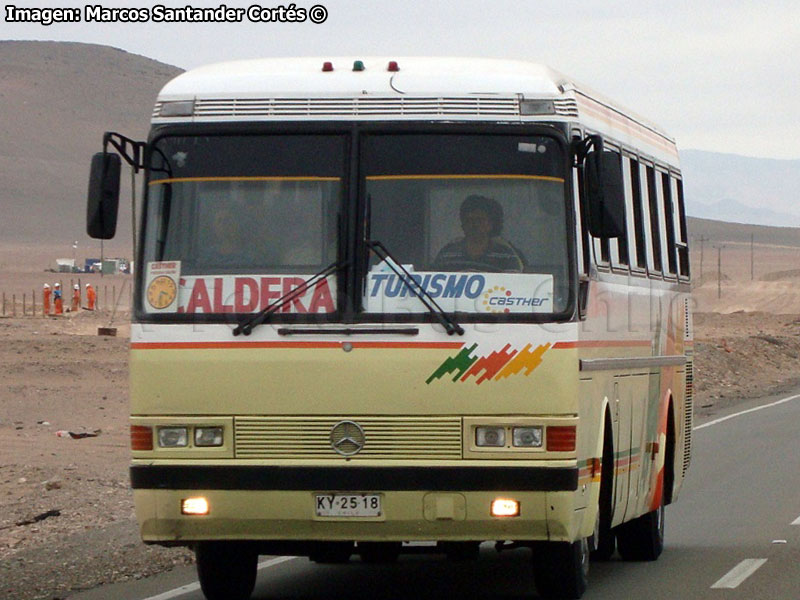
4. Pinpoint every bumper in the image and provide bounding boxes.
[131,465,586,544]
